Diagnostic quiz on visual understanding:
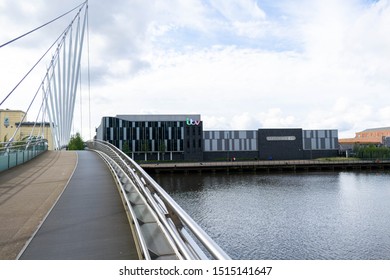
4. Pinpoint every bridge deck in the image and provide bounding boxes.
[0,151,77,259]
[19,151,138,260]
